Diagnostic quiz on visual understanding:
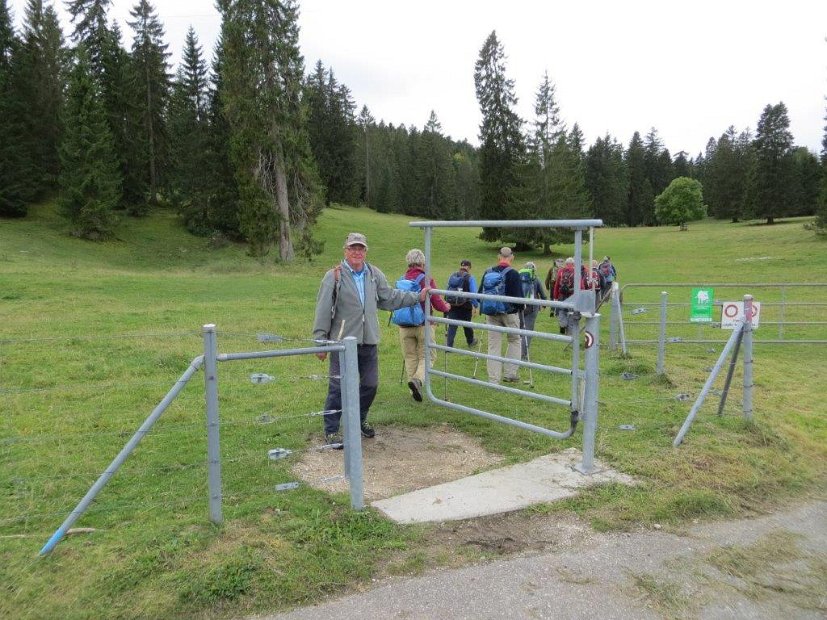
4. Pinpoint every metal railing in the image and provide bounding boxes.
[39,327,364,556]
[410,218,604,474]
